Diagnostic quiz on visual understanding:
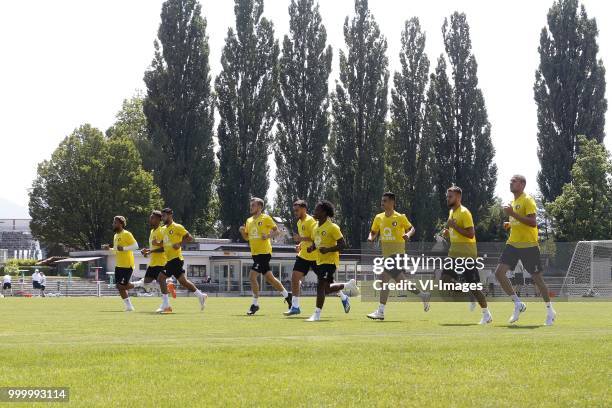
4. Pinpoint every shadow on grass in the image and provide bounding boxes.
[365,320,402,323]
[439,323,479,327]
[503,325,542,329]
[140,311,173,315]
[230,314,265,317]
